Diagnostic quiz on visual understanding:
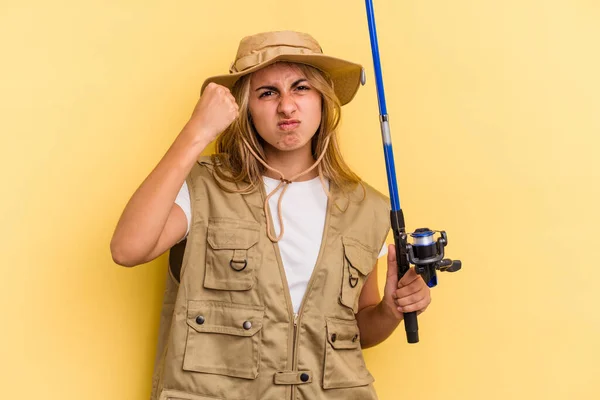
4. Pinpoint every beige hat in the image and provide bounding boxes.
[201,30,365,105]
